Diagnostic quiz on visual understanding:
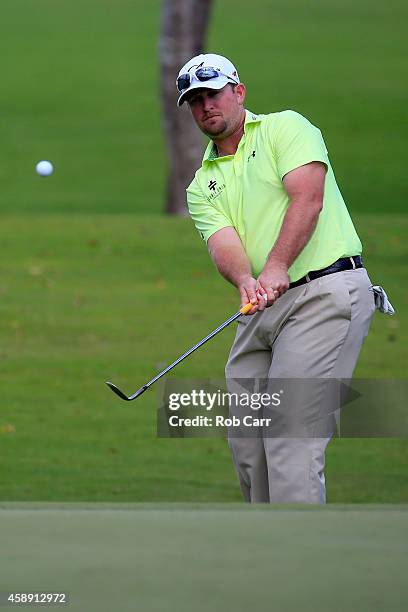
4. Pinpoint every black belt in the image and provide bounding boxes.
[289,256,363,289]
